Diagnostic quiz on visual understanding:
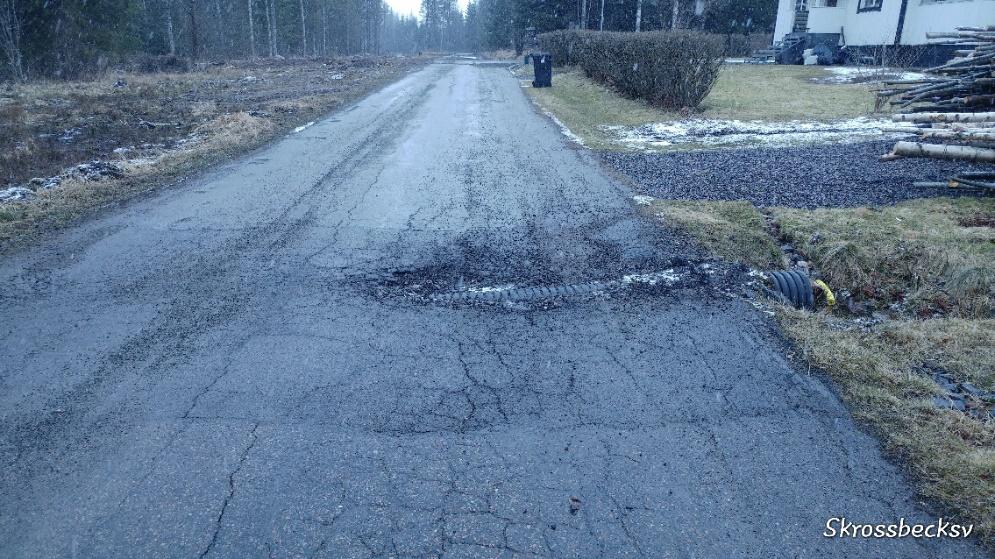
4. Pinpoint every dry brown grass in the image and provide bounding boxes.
[774,197,995,317]
[0,56,427,250]
[781,311,995,540]
[646,199,784,269]
[642,195,995,542]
